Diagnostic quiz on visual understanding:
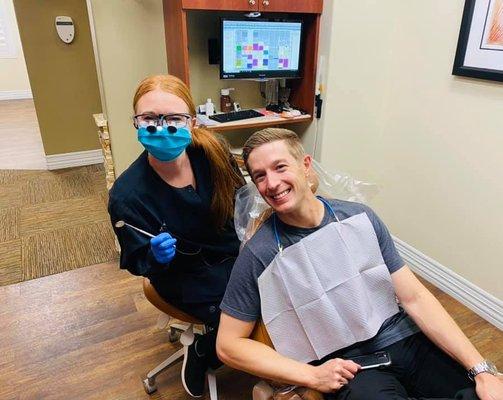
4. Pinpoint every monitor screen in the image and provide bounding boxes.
[220,19,303,80]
